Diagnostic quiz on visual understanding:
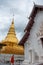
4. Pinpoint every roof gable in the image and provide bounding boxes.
[25,4,43,31]
[19,4,43,46]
